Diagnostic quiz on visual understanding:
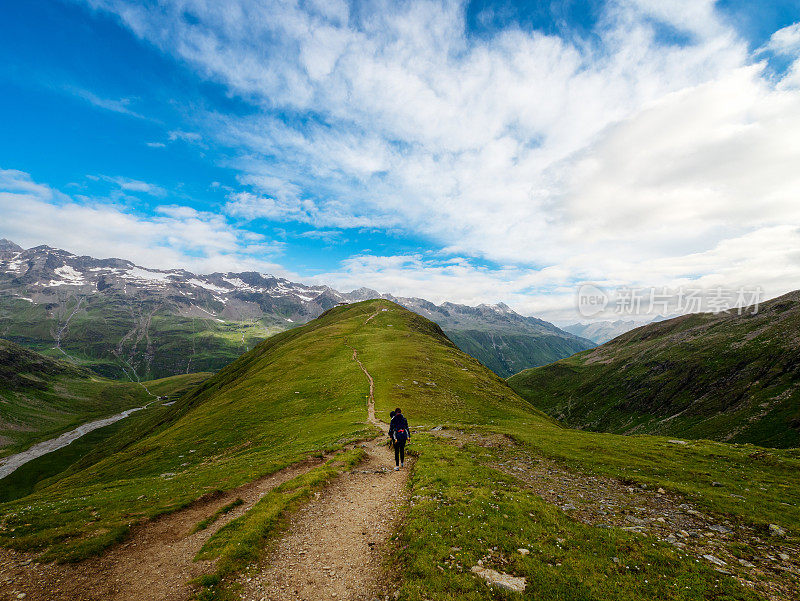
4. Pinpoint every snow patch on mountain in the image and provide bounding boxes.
[222,277,259,292]
[124,267,172,283]
[188,278,230,294]
[5,260,25,273]
[53,265,85,283]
